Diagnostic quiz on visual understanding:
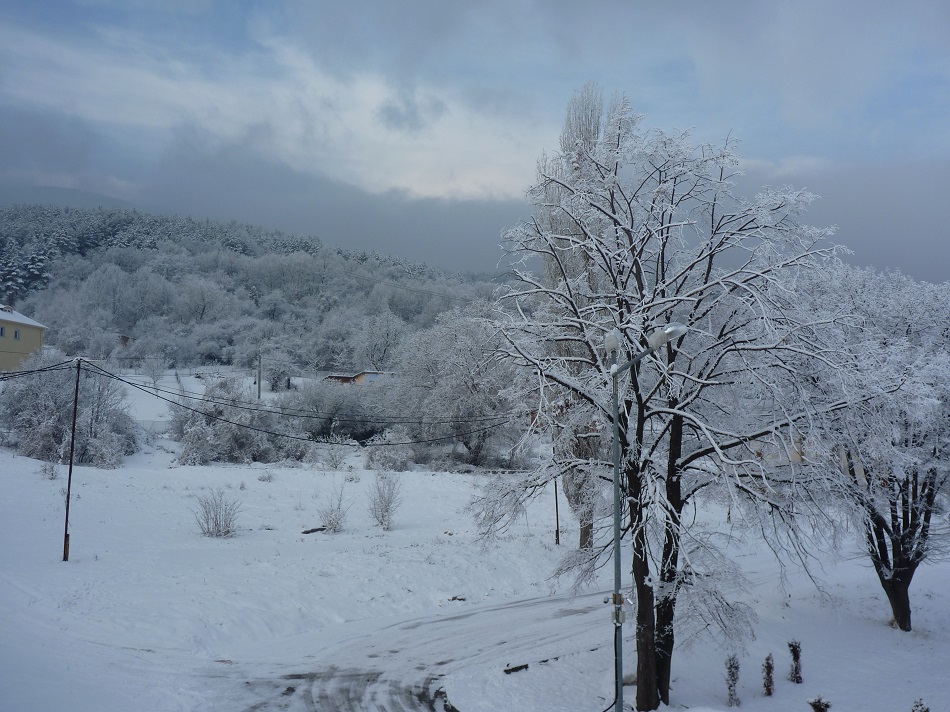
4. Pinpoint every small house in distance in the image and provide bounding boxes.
[323,370,392,385]
[0,305,46,371]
